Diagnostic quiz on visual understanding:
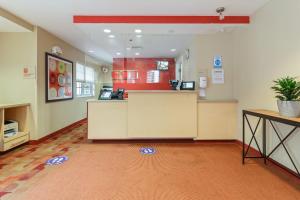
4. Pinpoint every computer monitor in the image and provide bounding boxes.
[99,89,113,100]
